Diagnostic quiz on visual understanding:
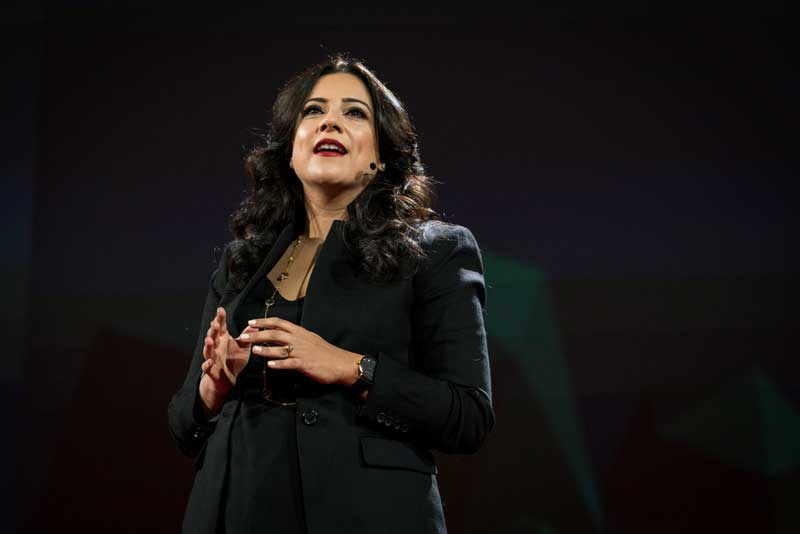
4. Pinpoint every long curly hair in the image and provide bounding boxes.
[226,54,439,289]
